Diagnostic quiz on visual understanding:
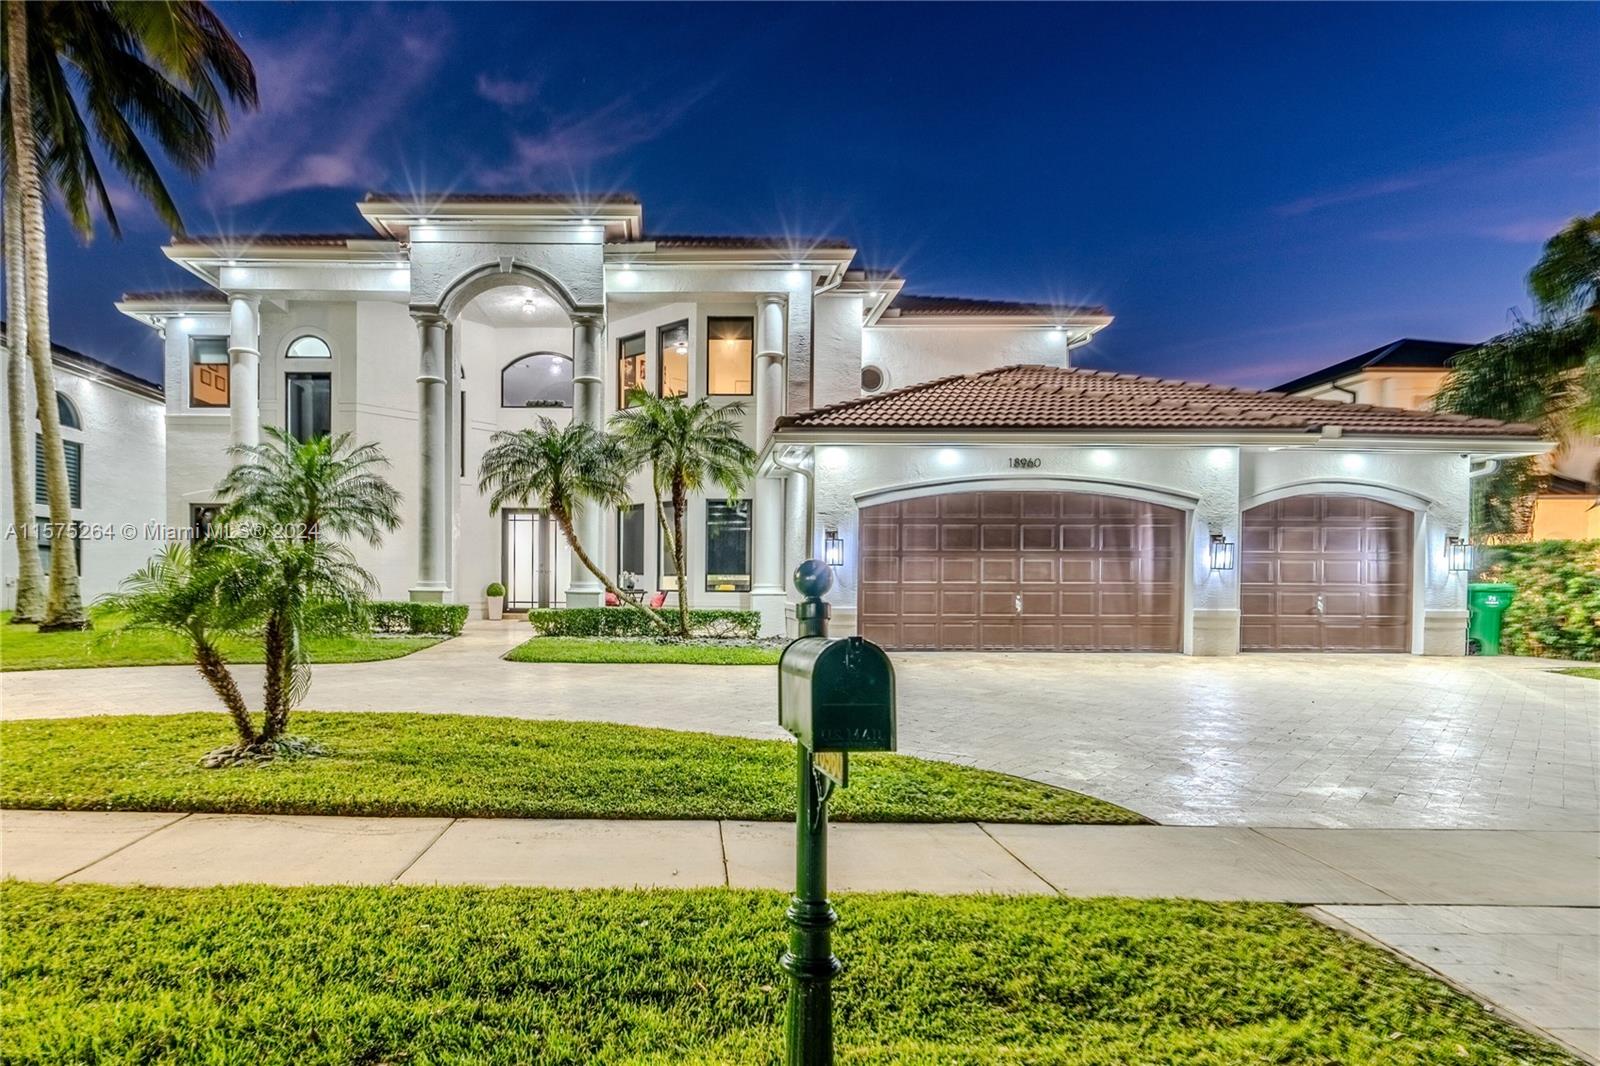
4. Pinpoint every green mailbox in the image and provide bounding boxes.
[779,636,896,754]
